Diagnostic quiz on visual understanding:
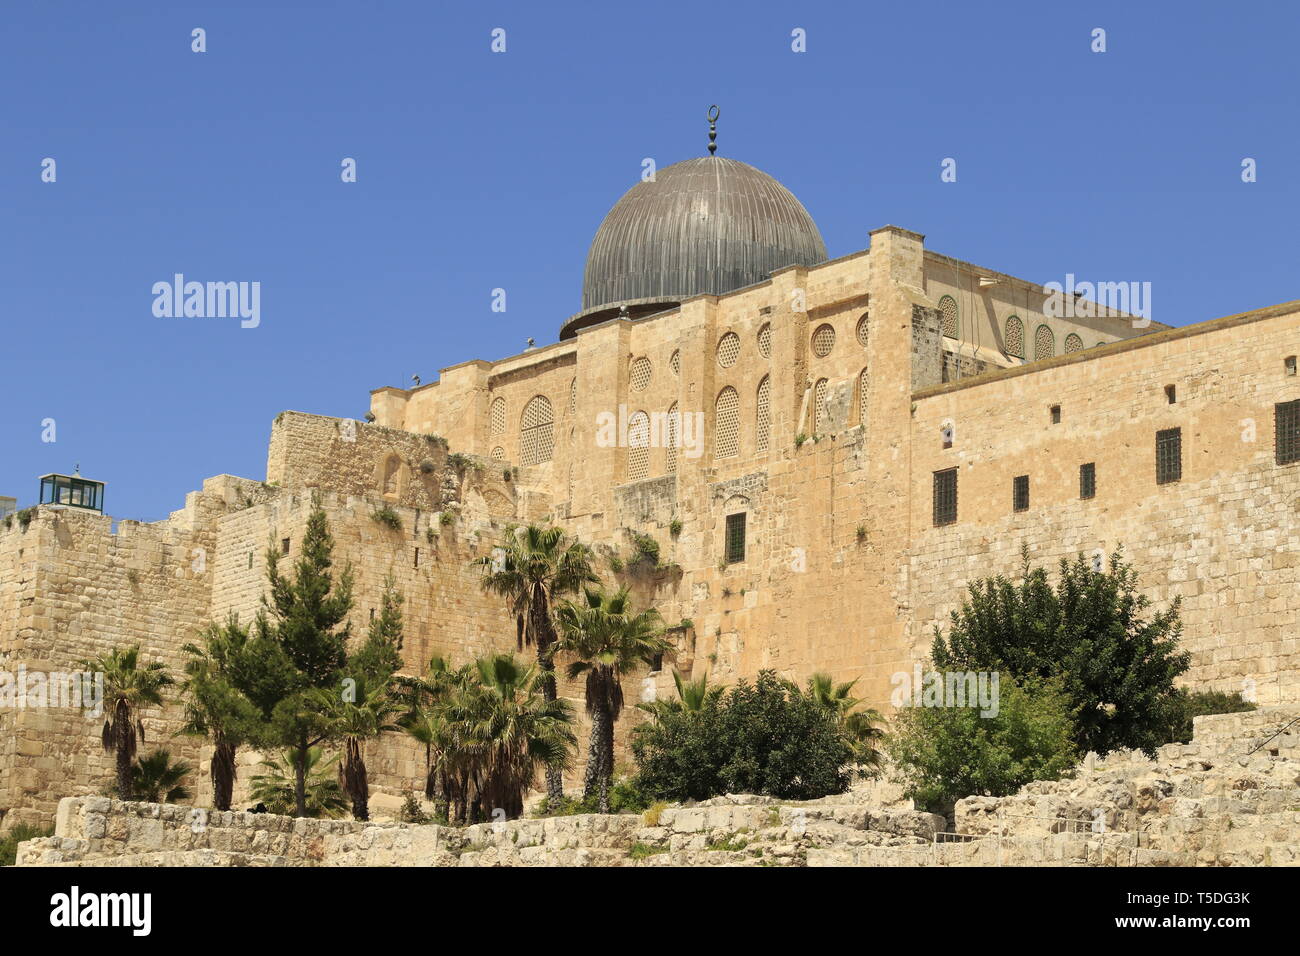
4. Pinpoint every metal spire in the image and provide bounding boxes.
[707,105,719,155]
